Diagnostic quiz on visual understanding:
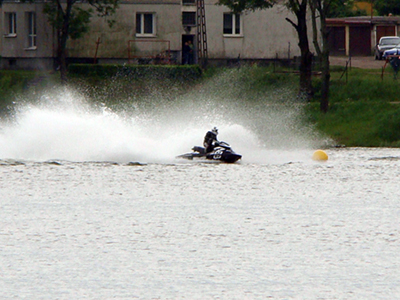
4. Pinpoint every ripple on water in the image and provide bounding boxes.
[0,148,400,299]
